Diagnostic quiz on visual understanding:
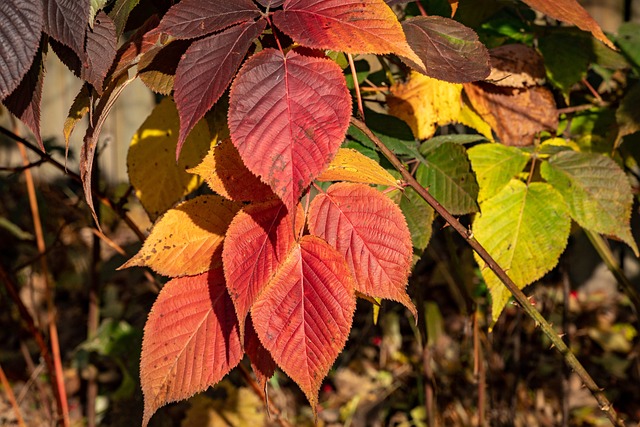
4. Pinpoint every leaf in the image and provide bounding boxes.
[84,12,117,94]
[0,0,43,100]
[387,72,462,140]
[109,0,141,37]
[272,0,423,67]
[63,84,91,152]
[140,270,243,427]
[256,0,285,7]
[463,83,558,146]
[485,44,546,88]
[416,142,479,214]
[308,183,416,317]
[120,195,240,277]
[399,187,434,252]
[540,151,638,255]
[175,20,266,158]
[467,143,529,202]
[138,40,191,95]
[90,0,108,25]
[108,15,161,84]
[317,148,400,188]
[617,82,640,141]
[616,23,640,70]
[223,200,303,338]
[189,138,274,202]
[157,0,261,39]
[251,235,356,411]
[3,40,45,149]
[458,100,493,140]
[244,316,276,392]
[228,49,351,210]
[43,0,89,62]
[472,180,570,322]
[402,16,490,83]
[520,0,614,49]
[127,97,214,220]
[538,33,591,95]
